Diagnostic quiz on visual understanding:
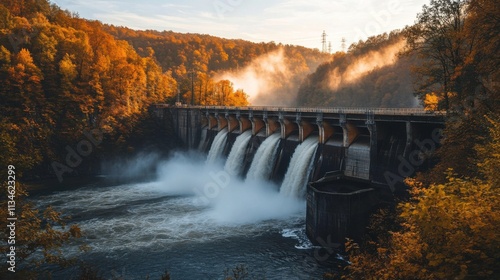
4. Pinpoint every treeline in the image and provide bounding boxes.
[296,31,419,108]
[0,0,332,178]
[0,0,268,178]
[0,0,180,178]
[105,26,331,105]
